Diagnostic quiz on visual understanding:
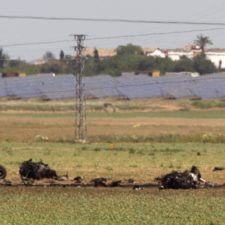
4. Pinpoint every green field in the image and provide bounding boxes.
[1,141,225,183]
[0,188,224,225]
[0,99,225,225]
